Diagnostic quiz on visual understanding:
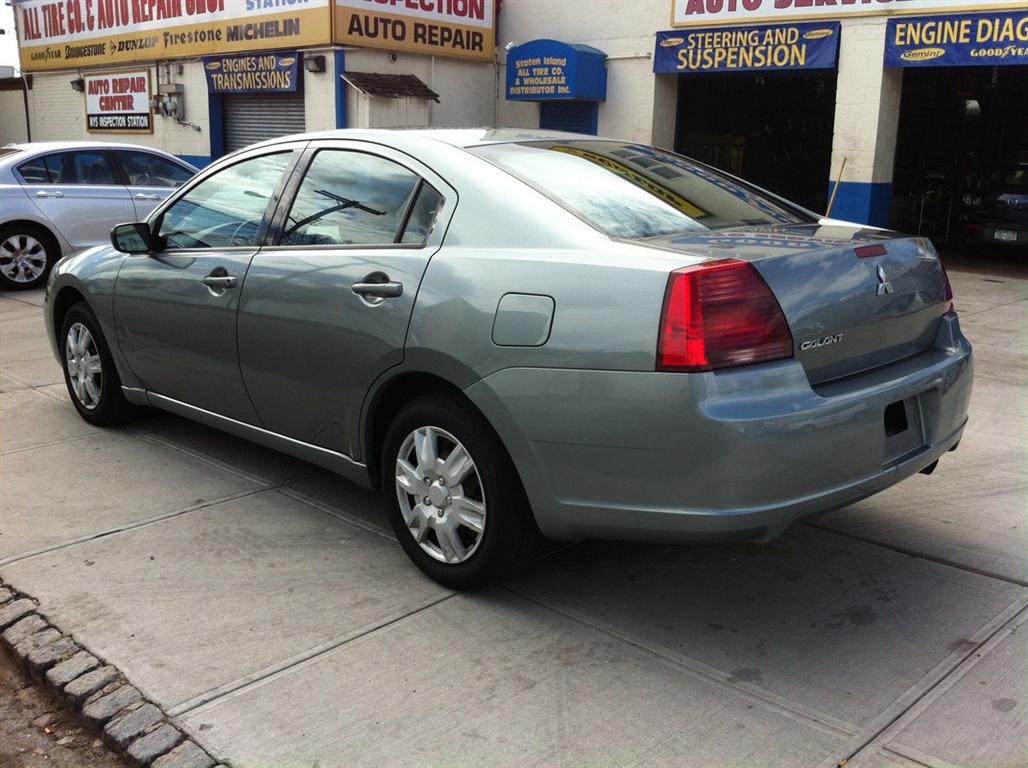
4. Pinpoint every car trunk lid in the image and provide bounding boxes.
[645,222,951,384]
